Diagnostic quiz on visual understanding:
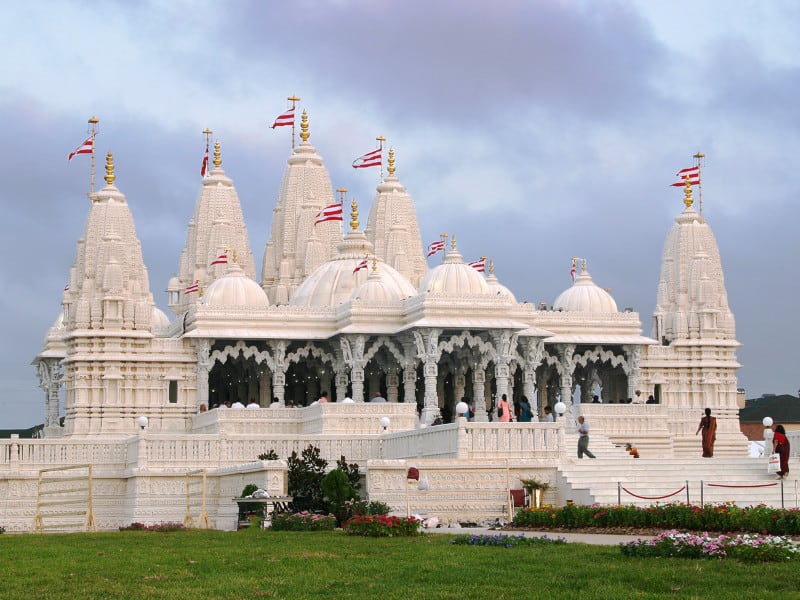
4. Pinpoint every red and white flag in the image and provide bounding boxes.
[200,145,209,177]
[426,240,445,257]
[184,280,200,294]
[671,166,700,187]
[352,147,382,169]
[64,283,70,292]
[210,252,228,266]
[315,203,343,225]
[468,259,486,273]
[270,107,295,129]
[68,137,93,161]
[570,259,577,282]
[353,259,368,274]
